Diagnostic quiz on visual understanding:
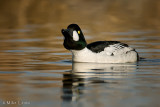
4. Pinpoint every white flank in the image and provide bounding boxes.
[73,31,79,41]
[71,47,138,63]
